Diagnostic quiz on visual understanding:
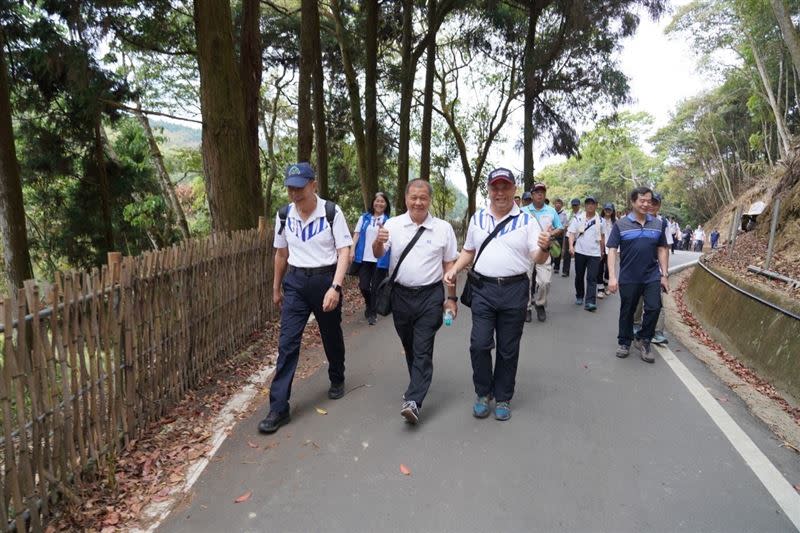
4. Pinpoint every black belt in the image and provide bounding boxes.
[474,271,528,286]
[394,281,442,293]
[288,264,337,276]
